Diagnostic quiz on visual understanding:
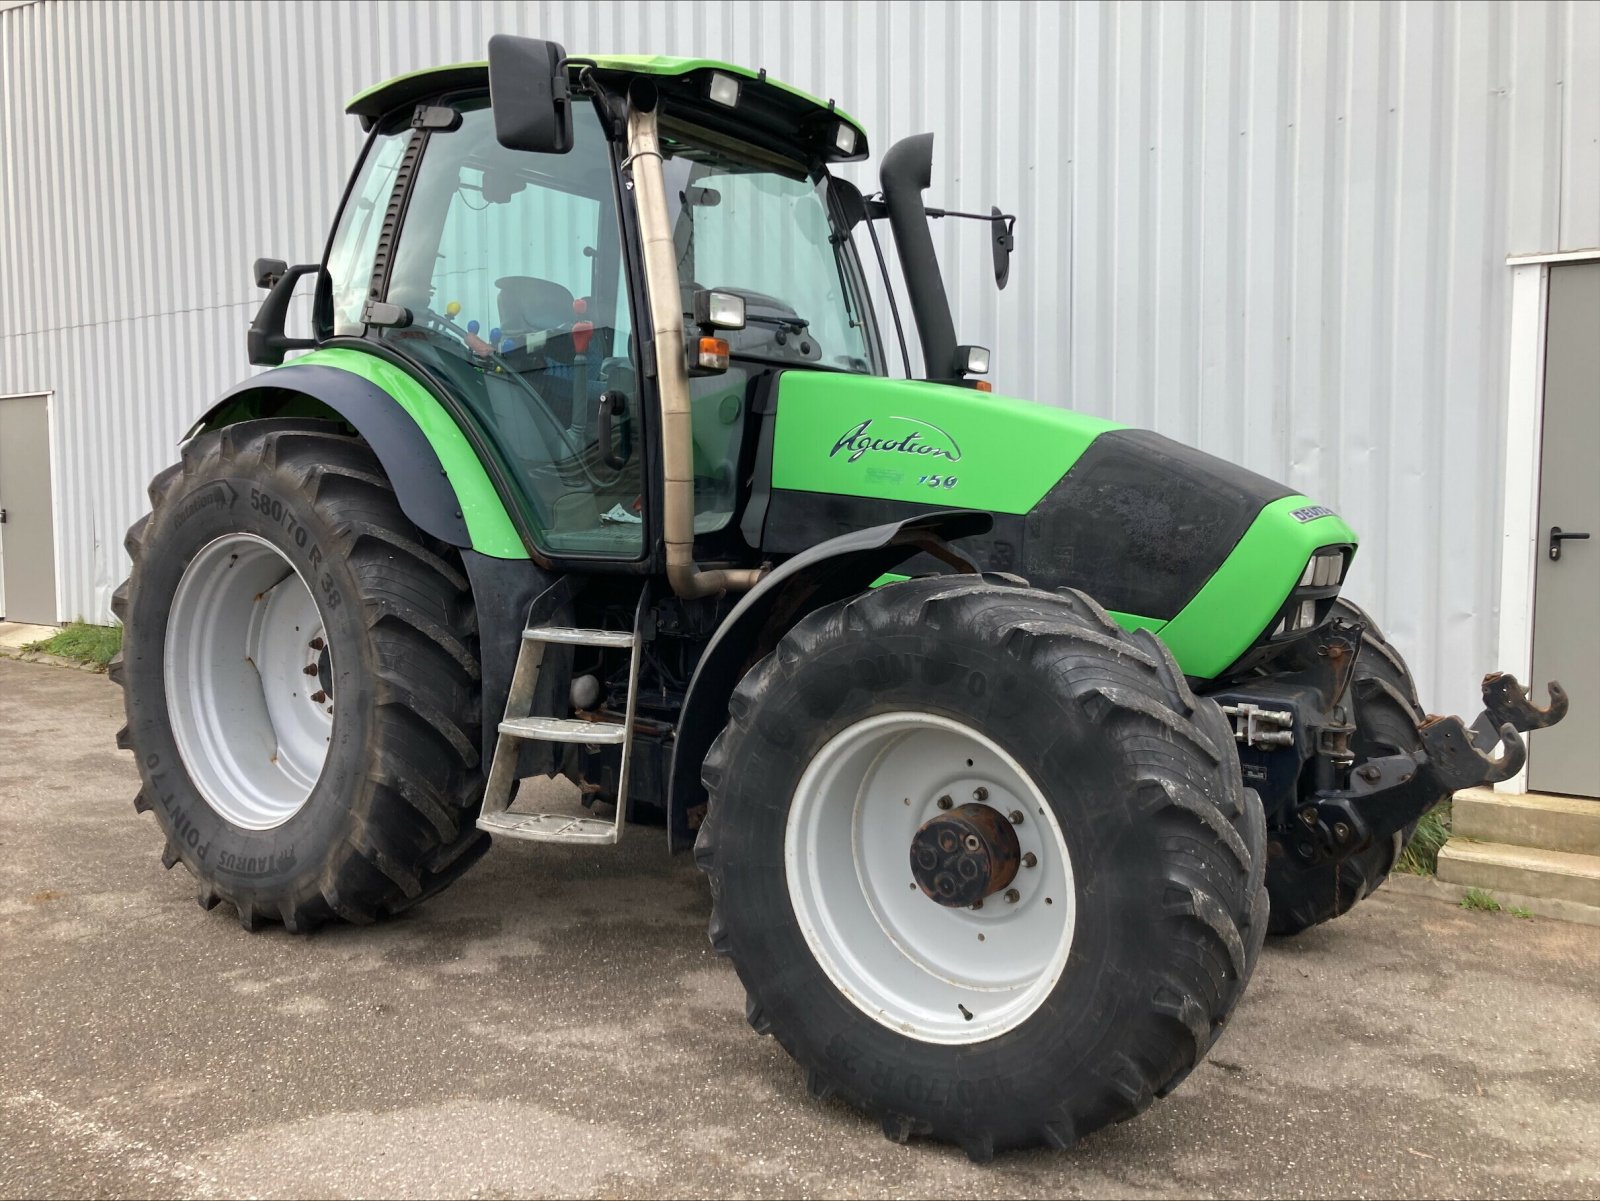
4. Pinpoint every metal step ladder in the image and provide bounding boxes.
[476,597,645,846]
